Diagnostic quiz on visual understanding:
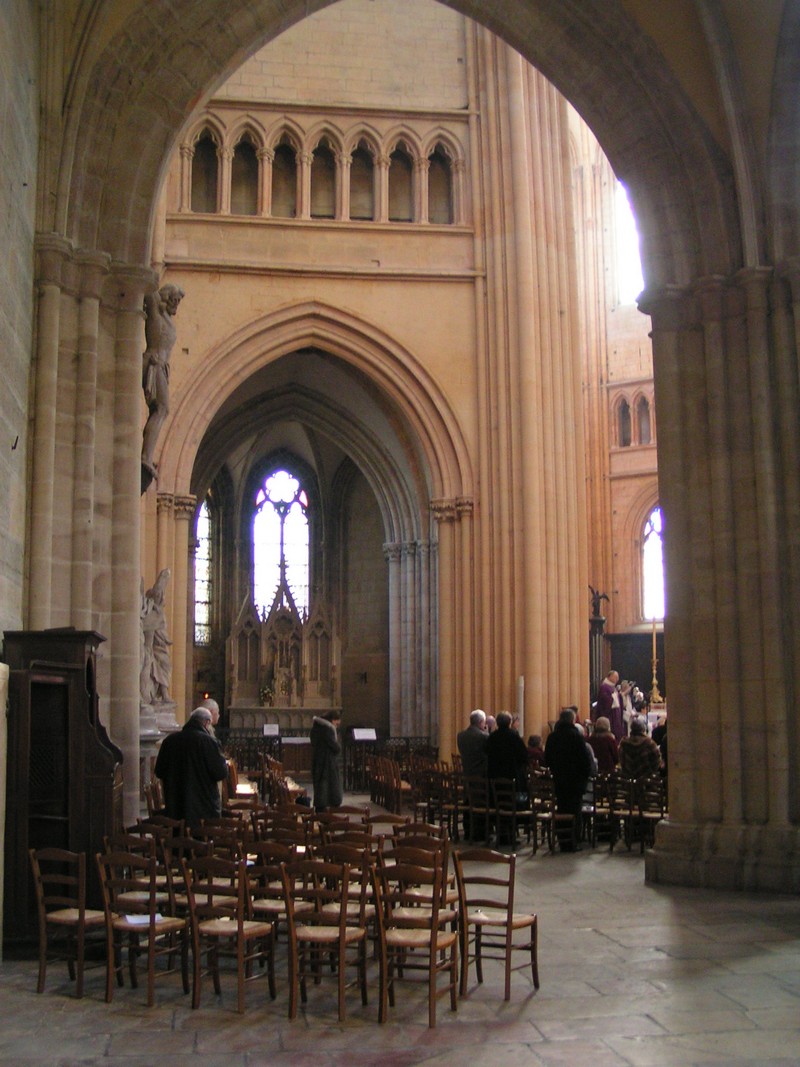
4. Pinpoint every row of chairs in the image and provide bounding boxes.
[373,756,668,856]
[29,813,539,1024]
